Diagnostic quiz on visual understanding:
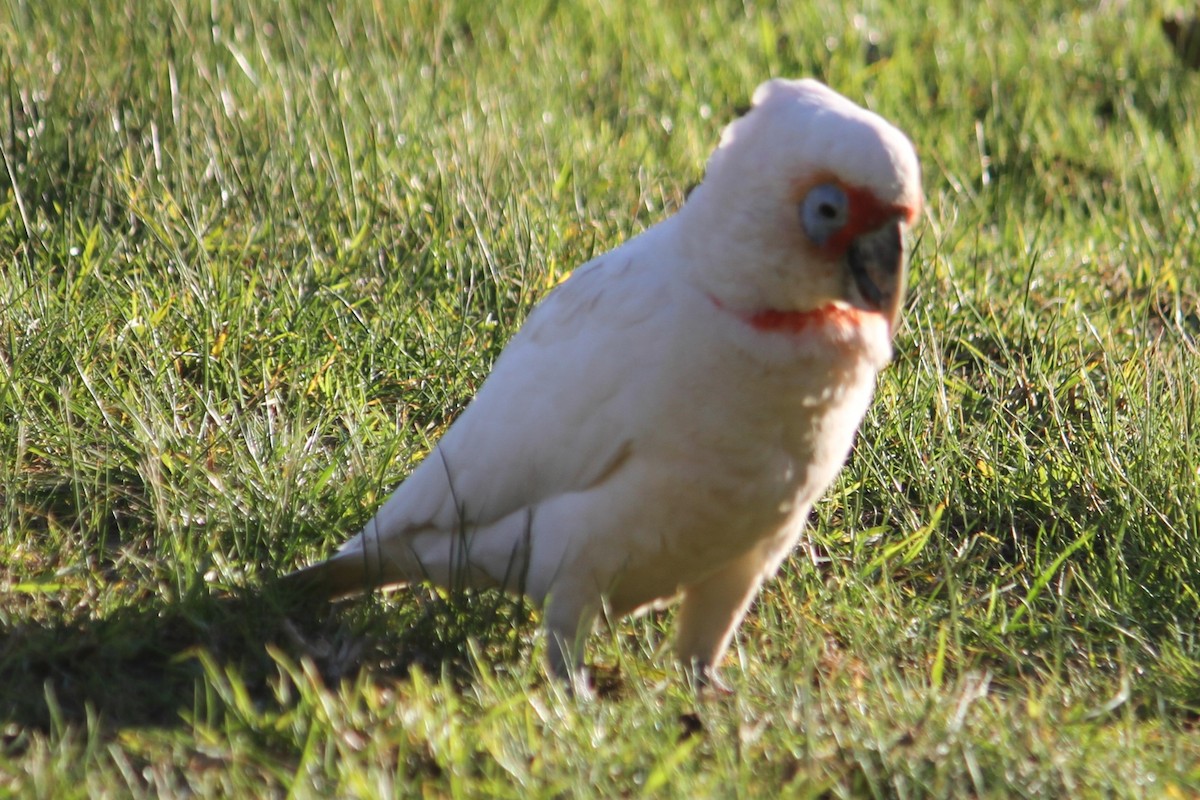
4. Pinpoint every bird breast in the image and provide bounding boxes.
[614,301,882,584]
